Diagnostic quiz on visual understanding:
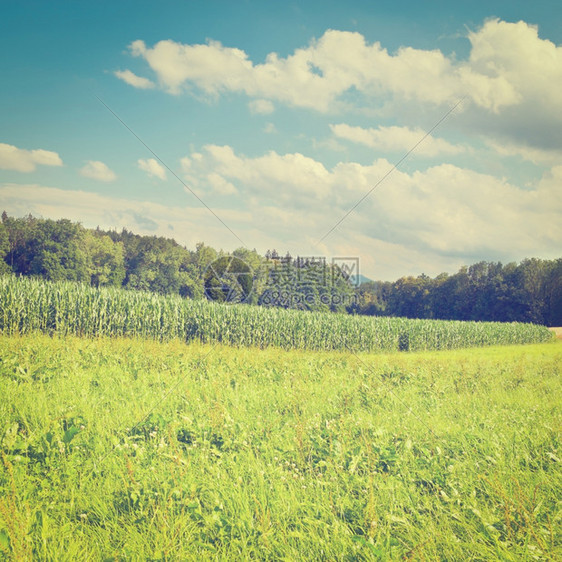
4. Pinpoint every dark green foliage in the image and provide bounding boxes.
[203,255,254,303]
[83,230,125,287]
[28,219,89,282]
[0,222,10,275]
[0,221,9,260]
[259,257,355,313]
[354,259,562,326]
